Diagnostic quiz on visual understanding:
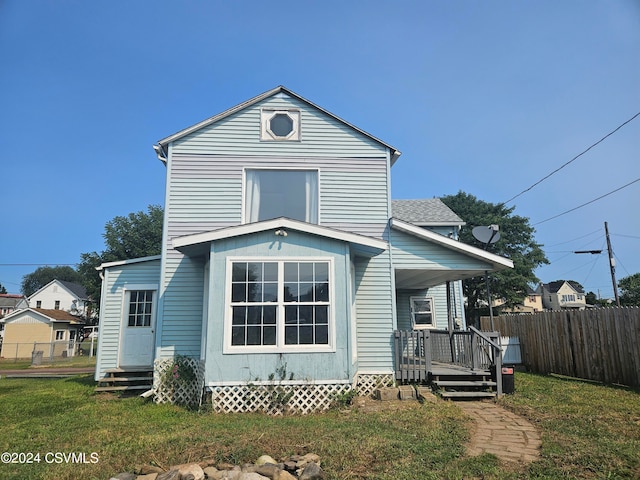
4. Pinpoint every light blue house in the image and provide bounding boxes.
[95,86,512,410]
